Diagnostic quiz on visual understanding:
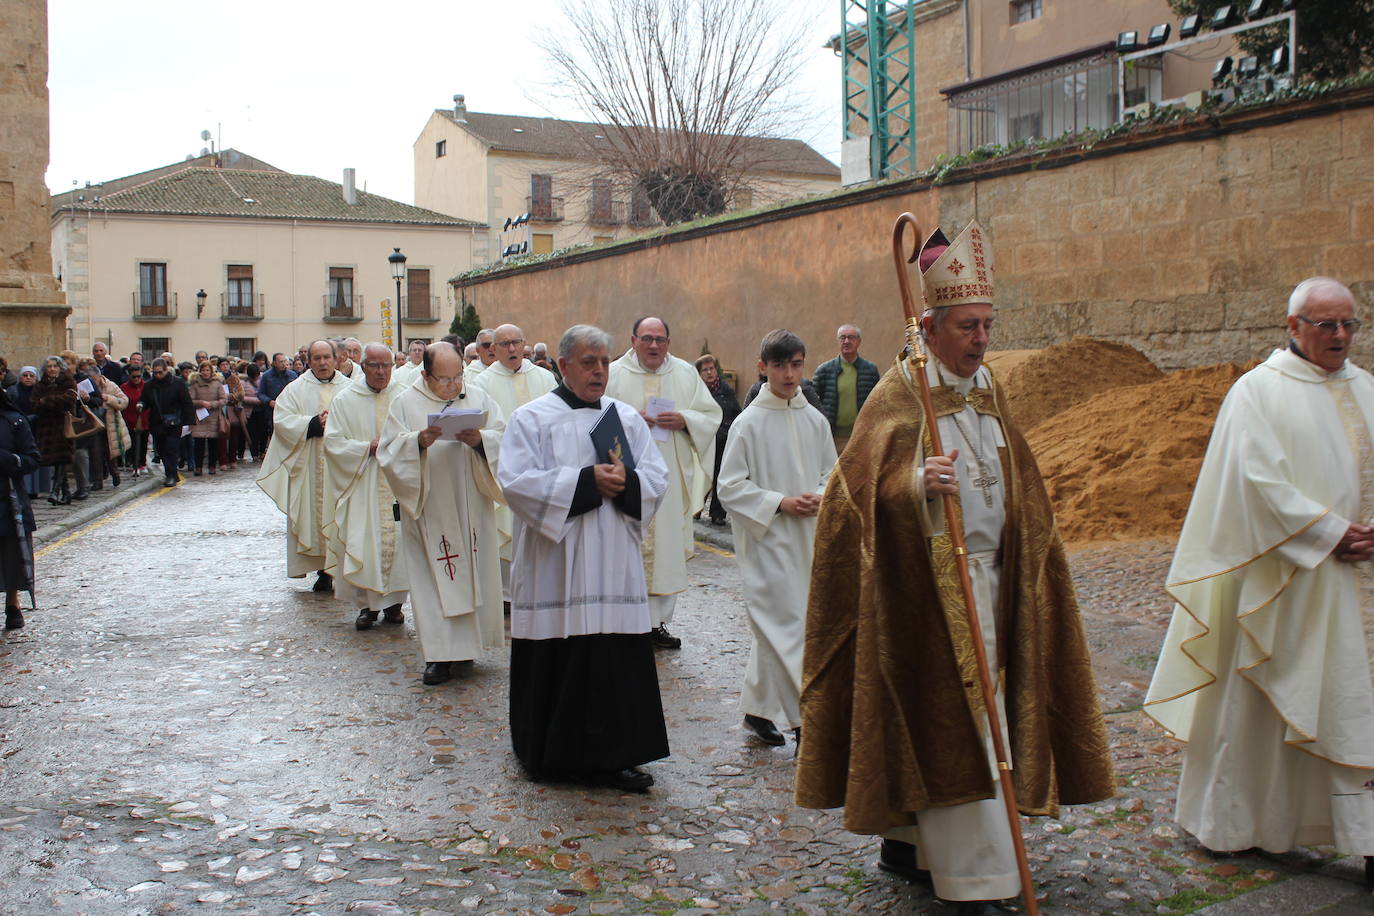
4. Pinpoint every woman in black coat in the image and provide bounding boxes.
[0,387,40,629]
[139,358,195,487]
[694,355,743,526]
[32,356,78,505]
